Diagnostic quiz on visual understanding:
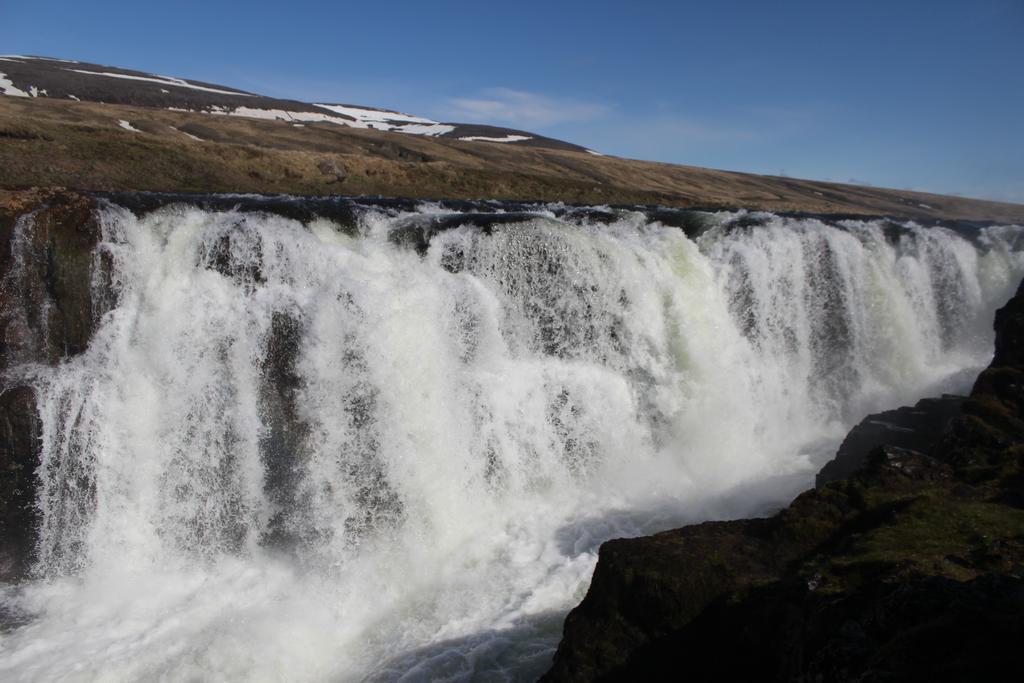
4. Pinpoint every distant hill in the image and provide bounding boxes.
[2,55,1023,223]
[0,55,590,153]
